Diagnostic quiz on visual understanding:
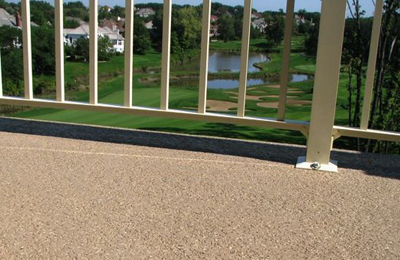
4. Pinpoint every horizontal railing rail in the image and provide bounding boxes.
[0,0,399,172]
